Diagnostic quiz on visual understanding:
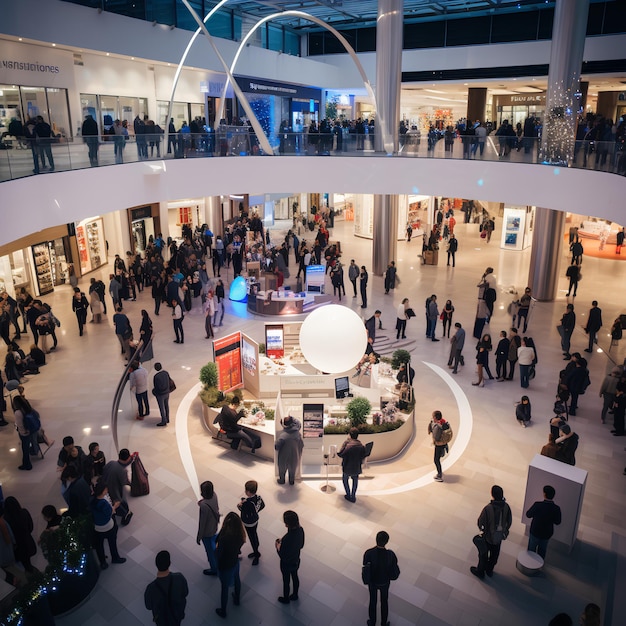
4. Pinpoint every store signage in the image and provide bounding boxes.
[495,93,546,106]
[265,324,284,358]
[235,75,321,101]
[213,332,243,392]
[0,42,71,85]
[131,206,152,220]
[302,404,324,439]
[280,376,333,392]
